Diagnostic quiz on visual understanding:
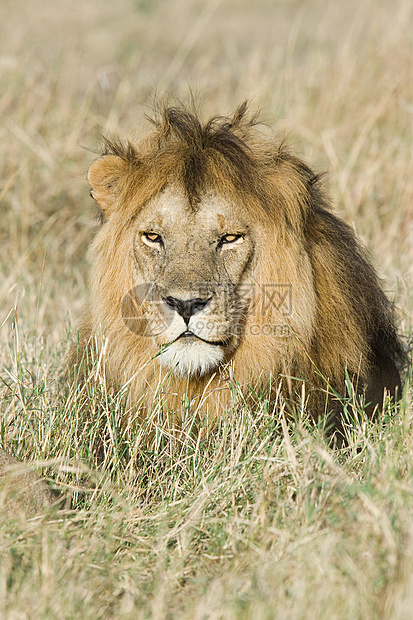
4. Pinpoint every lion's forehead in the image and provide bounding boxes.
[138,184,249,236]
